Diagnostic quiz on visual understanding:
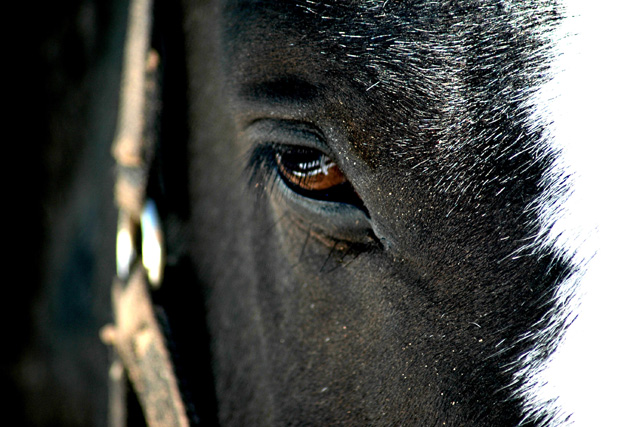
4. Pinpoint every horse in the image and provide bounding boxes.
[23,0,639,425]
[105,0,634,425]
